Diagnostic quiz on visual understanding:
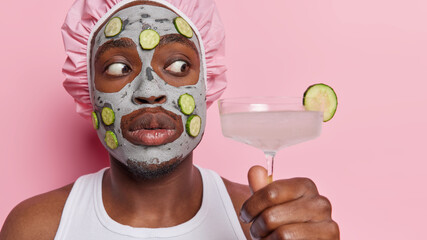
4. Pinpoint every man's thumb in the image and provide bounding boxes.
[248,165,269,194]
